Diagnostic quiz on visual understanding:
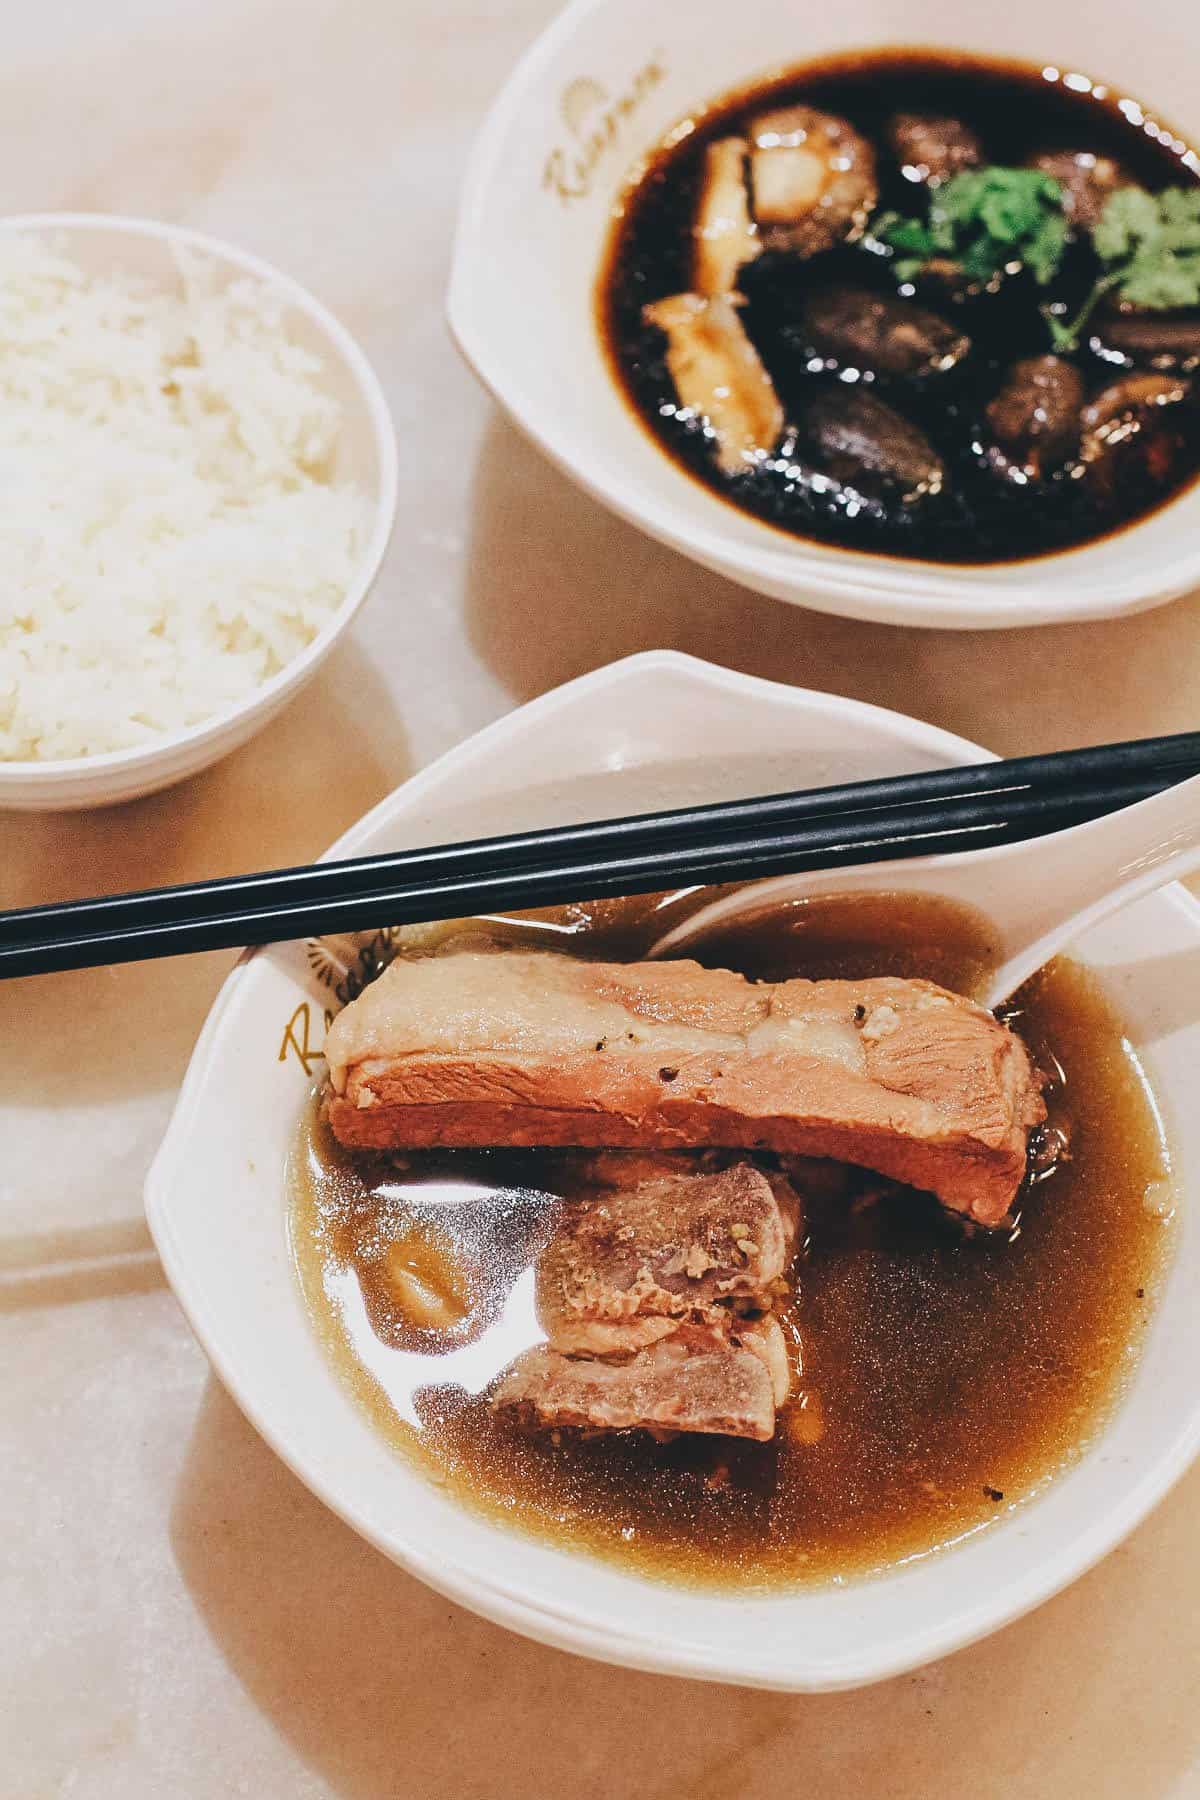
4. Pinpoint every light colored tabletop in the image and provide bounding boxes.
[4,2,1199,1795]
